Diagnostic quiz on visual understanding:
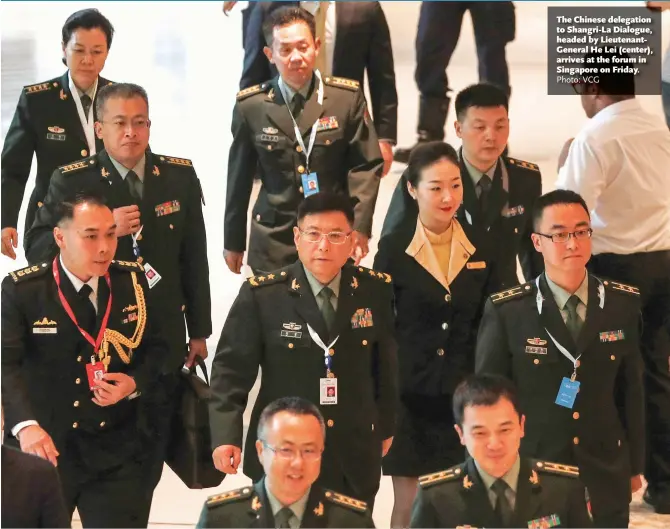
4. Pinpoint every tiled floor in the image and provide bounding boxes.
[2,1,669,527]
